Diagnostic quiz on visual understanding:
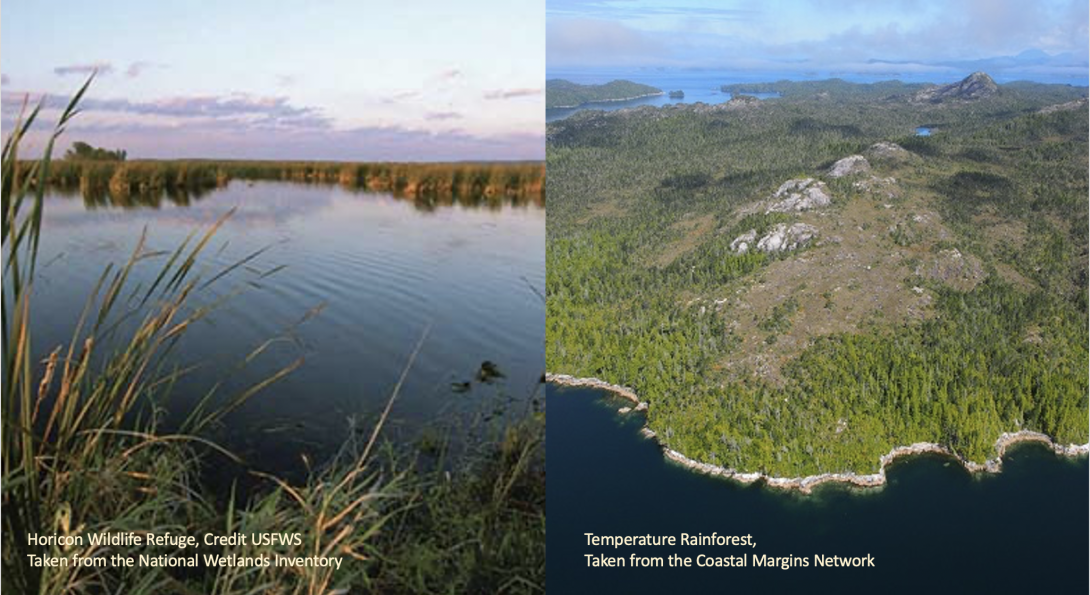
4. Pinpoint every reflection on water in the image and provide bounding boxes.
[50,180,543,213]
[31,181,545,478]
